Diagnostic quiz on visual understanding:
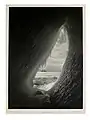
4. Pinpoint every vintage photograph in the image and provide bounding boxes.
[8,6,83,110]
